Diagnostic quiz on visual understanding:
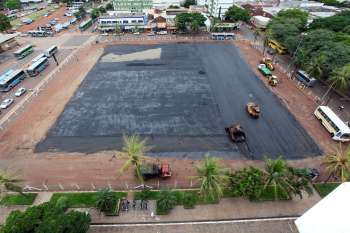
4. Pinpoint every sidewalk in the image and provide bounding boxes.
[85,192,320,224]
[0,190,321,225]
